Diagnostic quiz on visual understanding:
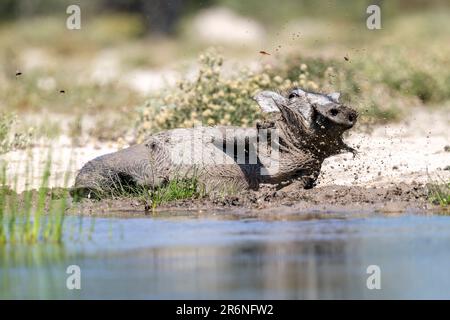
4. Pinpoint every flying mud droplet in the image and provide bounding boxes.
[259,51,271,56]
[344,56,350,62]
[59,90,66,94]
[15,70,22,77]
